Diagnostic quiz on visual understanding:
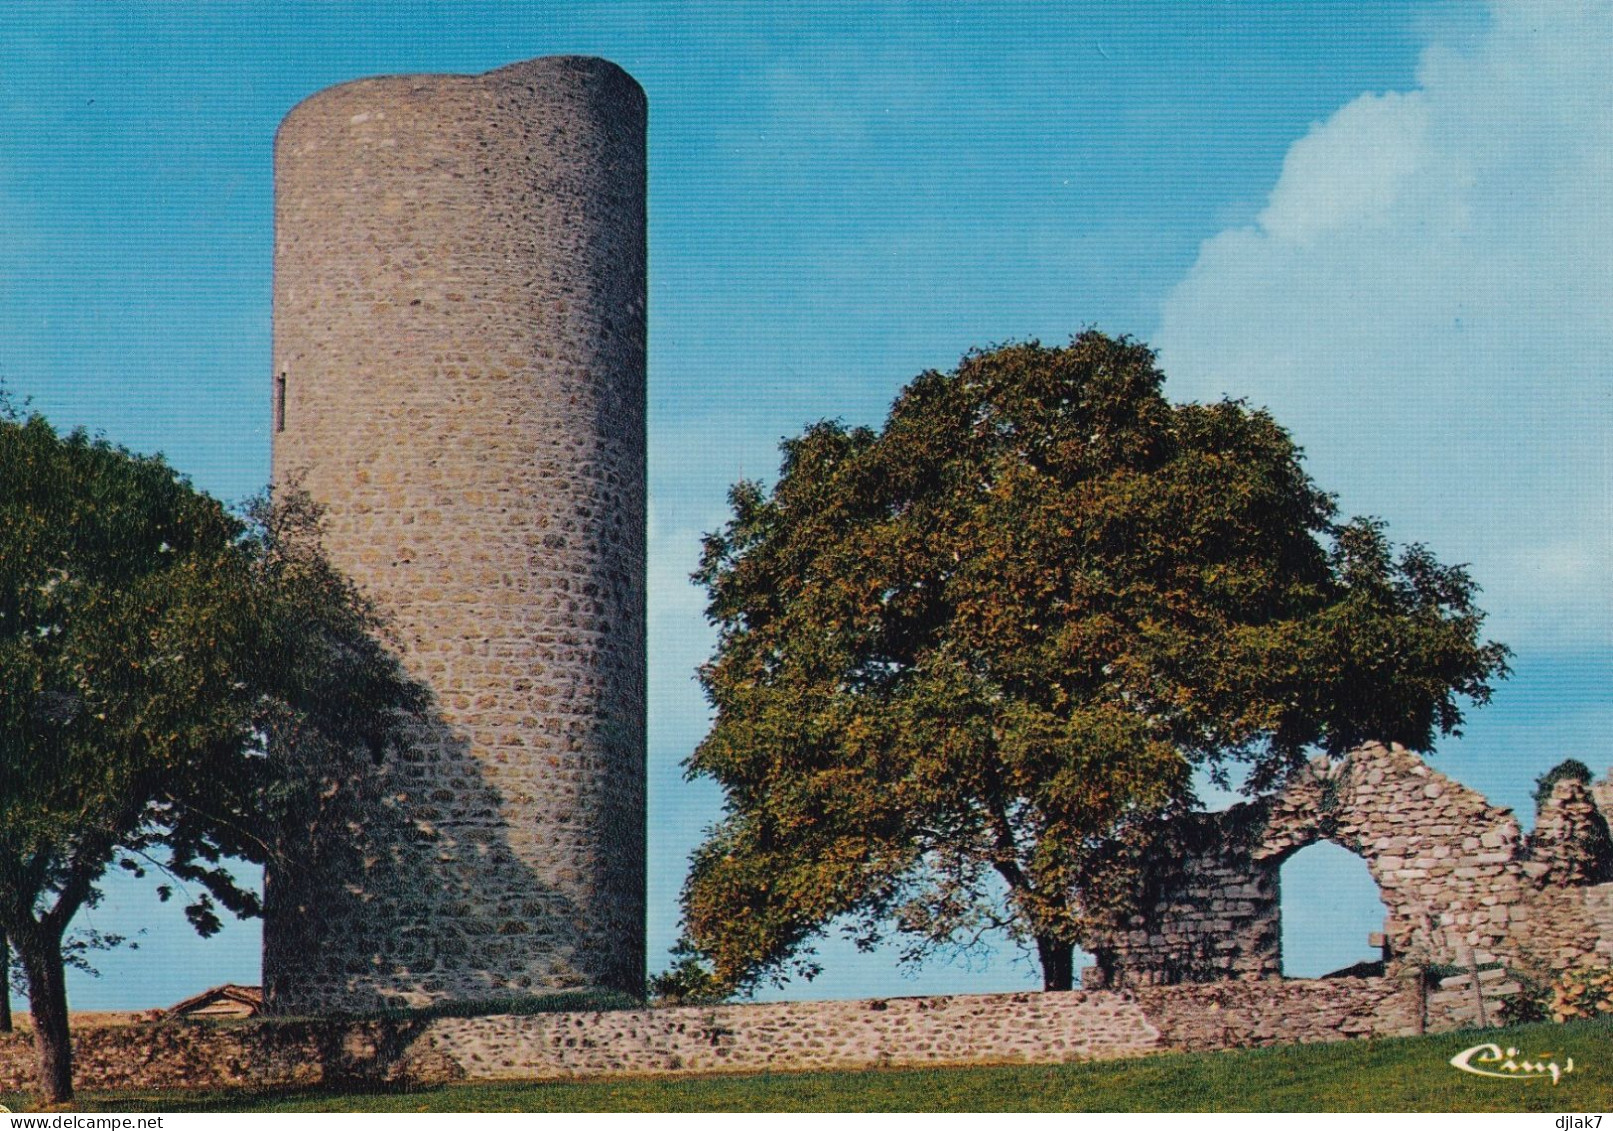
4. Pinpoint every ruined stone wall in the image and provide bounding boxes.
[1132,978,1420,1051]
[265,56,647,1011]
[0,983,1425,1094]
[1086,743,1613,991]
[1081,805,1284,986]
